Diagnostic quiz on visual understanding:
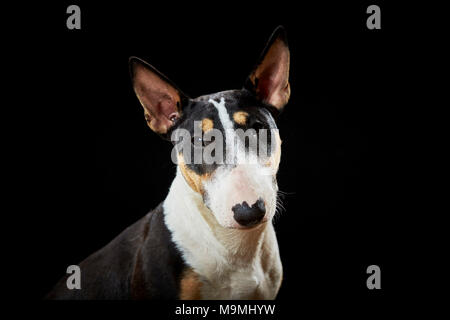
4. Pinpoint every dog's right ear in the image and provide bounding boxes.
[129,56,188,136]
